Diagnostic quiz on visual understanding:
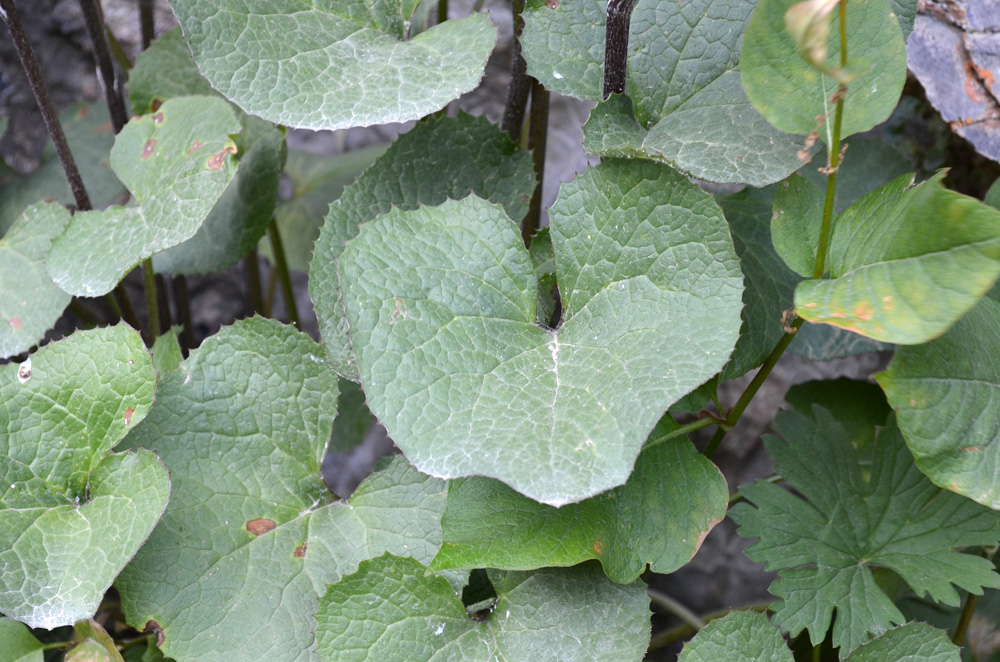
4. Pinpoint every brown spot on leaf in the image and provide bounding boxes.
[143,620,165,647]
[853,303,873,322]
[95,122,113,134]
[8,317,21,330]
[187,139,204,155]
[962,446,982,452]
[207,145,237,170]
[152,112,165,124]
[124,407,135,426]
[545,0,560,7]
[591,540,604,555]
[294,544,307,558]
[151,99,163,112]
[246,518,276,535]
[77,106,90,118]
[142,139,156,160]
